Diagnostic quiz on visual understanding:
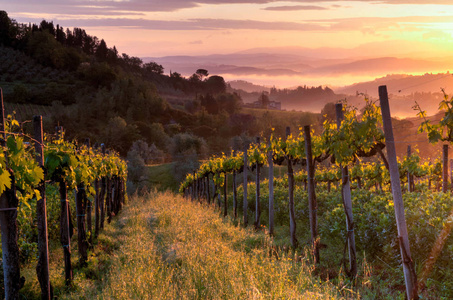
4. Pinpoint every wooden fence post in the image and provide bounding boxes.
[450,159,453,191]
[233,169,238,219]
[206,174,211,204]
[193,171,197,202]
[407,145,413,192]
[94,177,100,237]
[75,184,88,264]
[55,127,72,286]
[200,177,204,201]
[304,125,320,264]
[0,88,23,299]
[59,180,73,285]
[443,144,448,193]
[335,104,357,277]
[99,144,106,230]
[379,85,418,299]
[243,143,248,227]
[255,137,261,230]
[286,127,298,248]
[84,138,92,246]
[223,172,228,217]
[33,115,52,299]
[268,140,274,236]
[105,177,112,223]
